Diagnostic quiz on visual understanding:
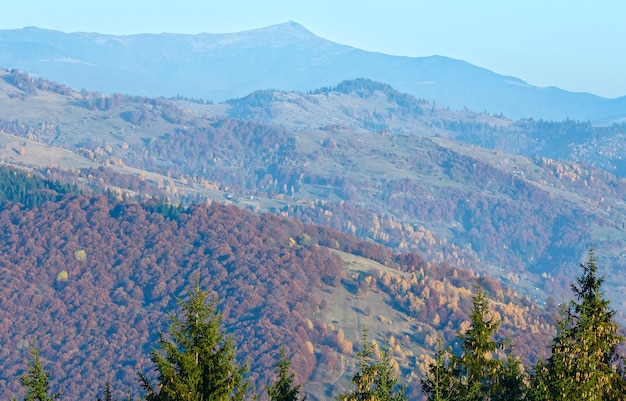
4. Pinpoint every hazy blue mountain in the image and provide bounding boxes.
[1,22,624,122]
